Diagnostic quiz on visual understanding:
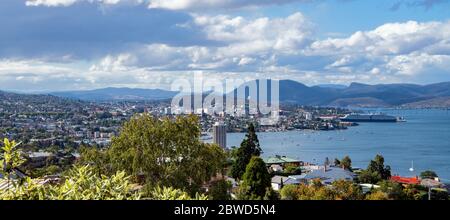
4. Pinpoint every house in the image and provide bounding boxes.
[359,183,380,193]
[390,175,420,185]
[264,155,303,168]
[271,175,301,191]
[293,166,356,185]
